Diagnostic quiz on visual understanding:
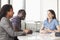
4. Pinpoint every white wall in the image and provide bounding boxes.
[25,0,40,22]
[11,0,24,16]
[40,0,57,21]
[10,0,58,22]
[59,0,60,21]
